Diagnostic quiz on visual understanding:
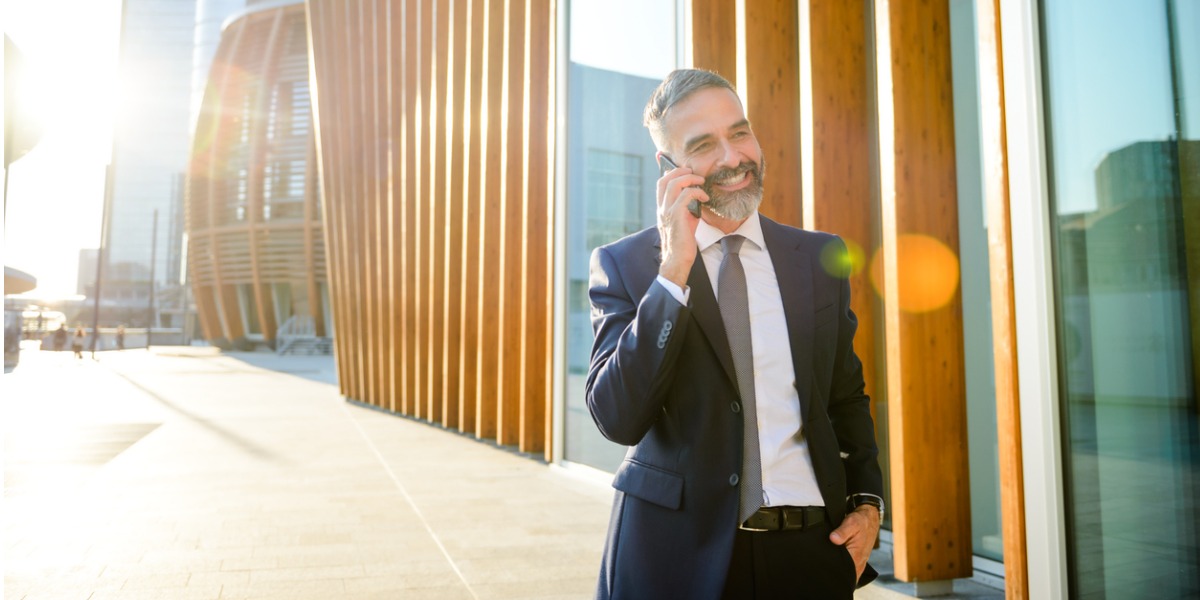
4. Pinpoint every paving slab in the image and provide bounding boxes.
[4,345,995,599]
[3,346,609,600]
